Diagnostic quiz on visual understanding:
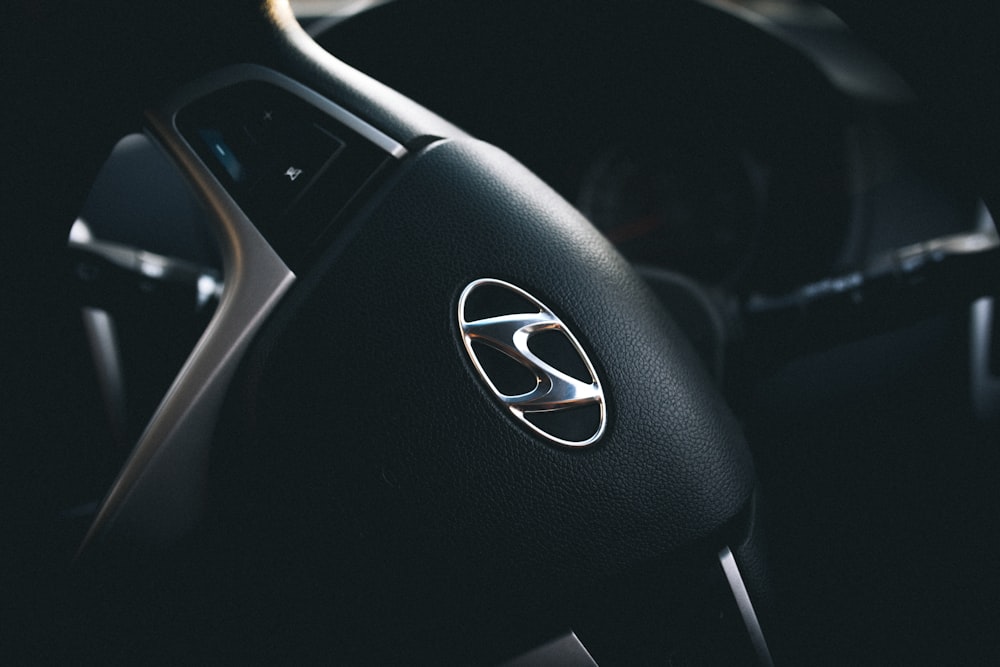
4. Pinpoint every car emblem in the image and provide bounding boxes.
[458,278,607,447]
